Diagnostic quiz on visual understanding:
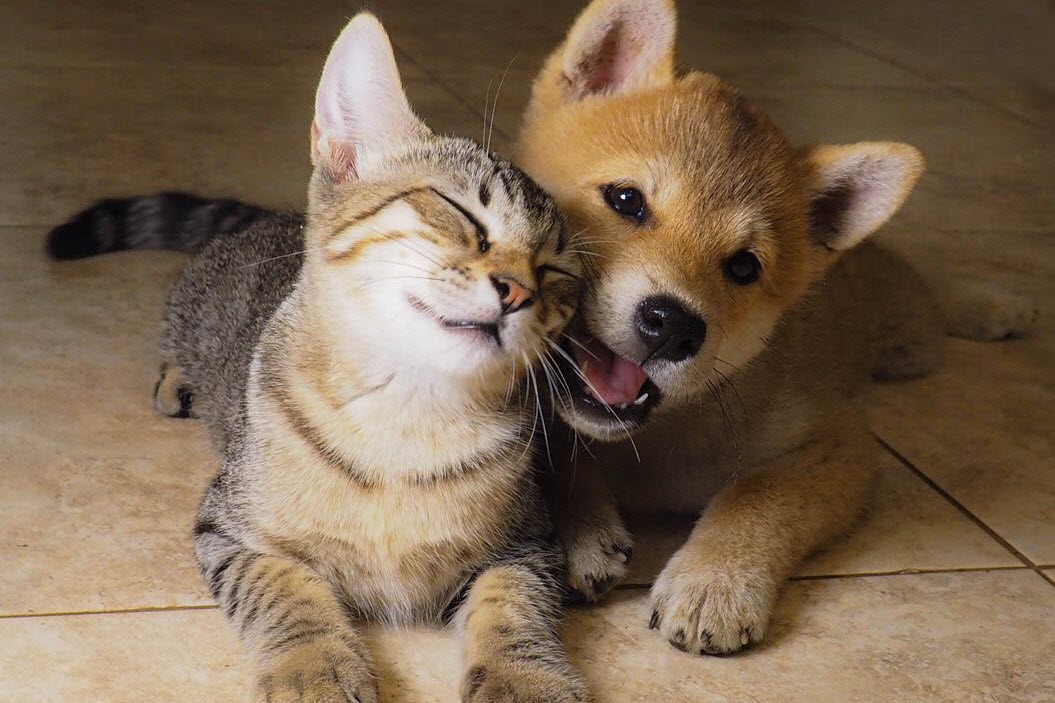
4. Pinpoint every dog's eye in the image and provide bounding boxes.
[602,184,647,223]
[724,250,761,285]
